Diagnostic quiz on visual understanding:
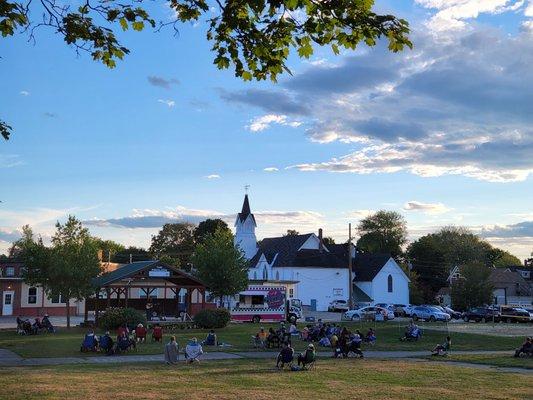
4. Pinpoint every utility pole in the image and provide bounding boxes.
[348,223,353,310]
